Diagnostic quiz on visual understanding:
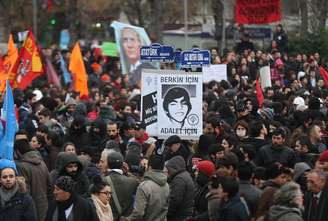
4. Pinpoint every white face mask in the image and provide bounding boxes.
[236,130,247,138]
